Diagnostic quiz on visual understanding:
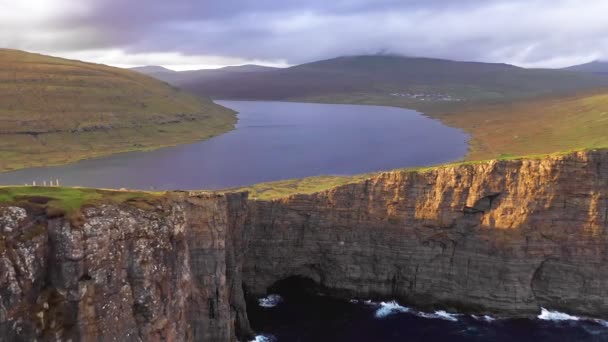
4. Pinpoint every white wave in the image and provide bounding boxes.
[591,319,608,328]
[354,298,460,321]
[416,310,460,322]
[472,314,496,322]
[363,299,375,306]
[374,301,410,318]
[538,308,580,321]
[258,294,283,308]
[250,334,276,342]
